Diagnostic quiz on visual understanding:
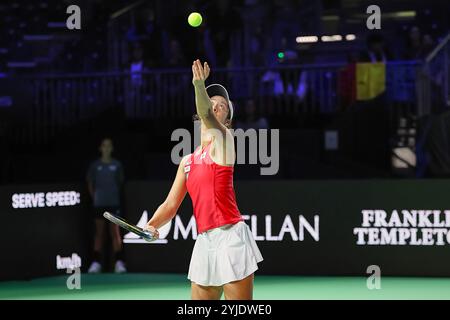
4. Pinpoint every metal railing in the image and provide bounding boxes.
[418,32,450,115]
[3,61,423,145]
[107,0,147,71]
